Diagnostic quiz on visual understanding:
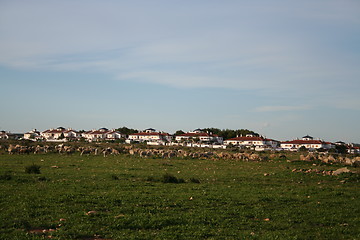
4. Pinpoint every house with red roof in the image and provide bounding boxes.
[347,146,360,154]
[82,128,126,142]
[24,129,42,141]
[224,134,279,150]
[280,135,335,151]
[175,129,223,144]
[105,129,127,140]
[128,129,173,143]
[41,127,78,141]
[0,131,8,140]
